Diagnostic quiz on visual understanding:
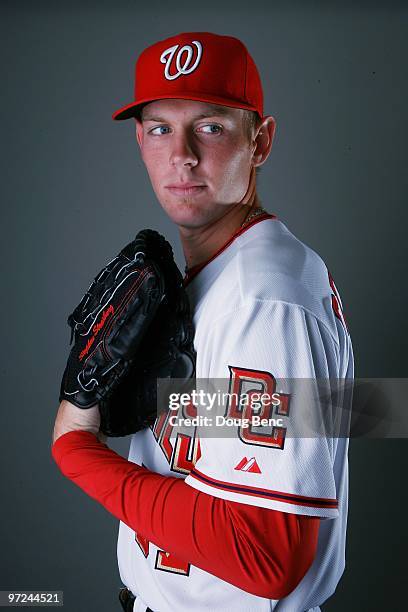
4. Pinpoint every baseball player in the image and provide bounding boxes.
[52,32,354,612]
